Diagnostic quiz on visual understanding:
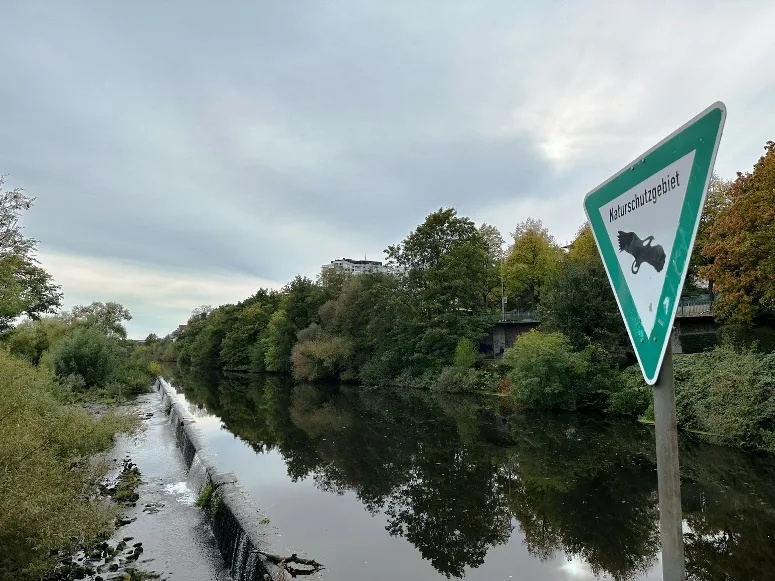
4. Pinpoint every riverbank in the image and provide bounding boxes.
[155,377,325,581]
[90,392,232,581]
[405,339,775,454]
[169,337,775,456]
